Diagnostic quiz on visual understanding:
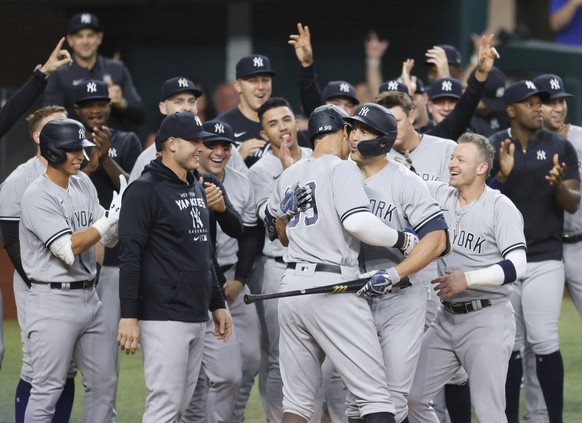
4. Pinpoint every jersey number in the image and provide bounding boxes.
[288,181,318,227]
